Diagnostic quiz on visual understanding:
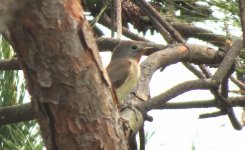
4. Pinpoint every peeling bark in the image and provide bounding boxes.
[7,0,127,149]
